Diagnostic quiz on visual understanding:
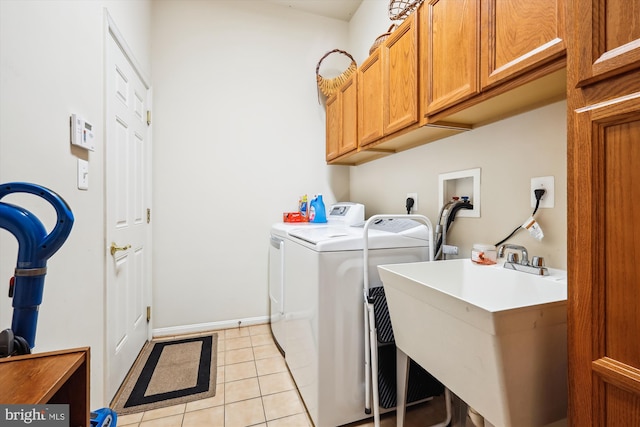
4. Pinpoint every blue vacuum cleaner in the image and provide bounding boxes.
[1,183,118,426]
[0,182,74,357]
[90,408,117,427]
